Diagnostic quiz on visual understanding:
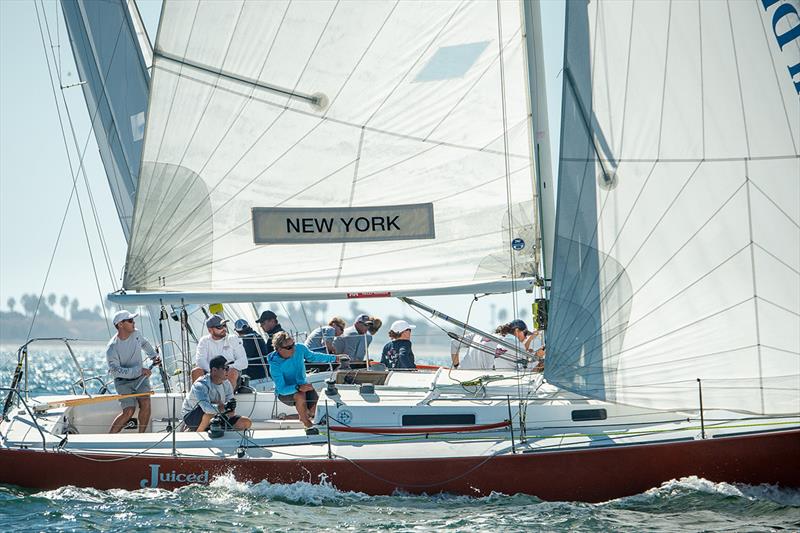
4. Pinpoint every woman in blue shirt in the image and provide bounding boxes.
[380,319,417,370]
[268,331,343,434]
